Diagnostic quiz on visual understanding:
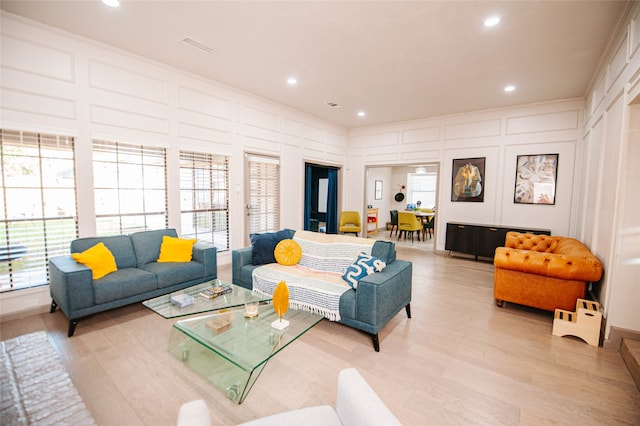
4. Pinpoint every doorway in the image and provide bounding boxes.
[365,163,440,248]
[304,163,339,234]
[244,153,280,245]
